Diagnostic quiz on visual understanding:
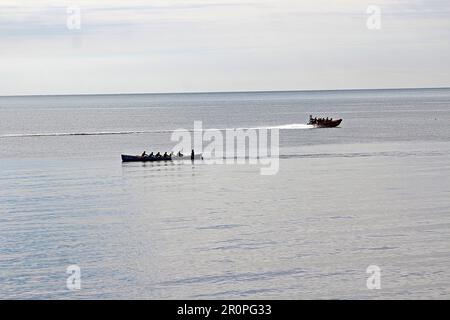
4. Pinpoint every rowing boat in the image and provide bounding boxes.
[121,153,203,162]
